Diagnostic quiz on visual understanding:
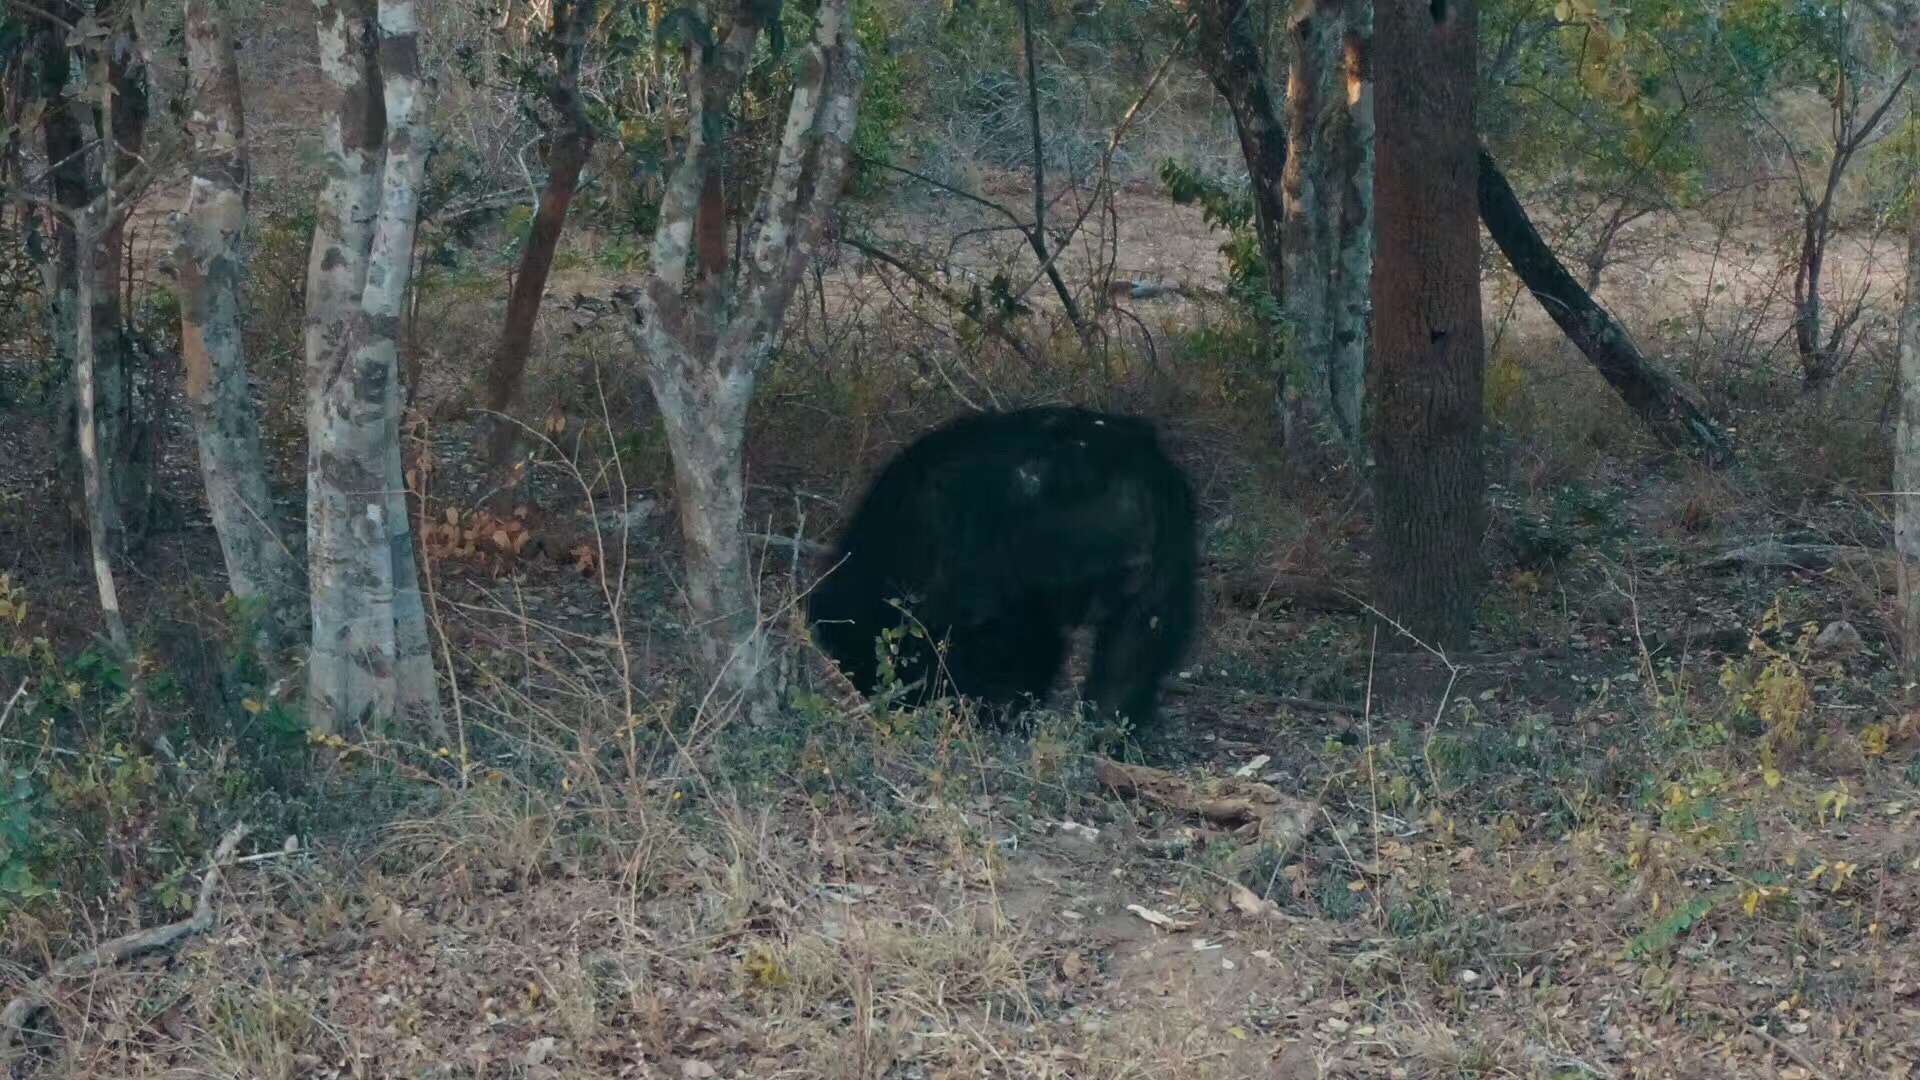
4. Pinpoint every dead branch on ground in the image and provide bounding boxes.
[0,823,259,1061]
